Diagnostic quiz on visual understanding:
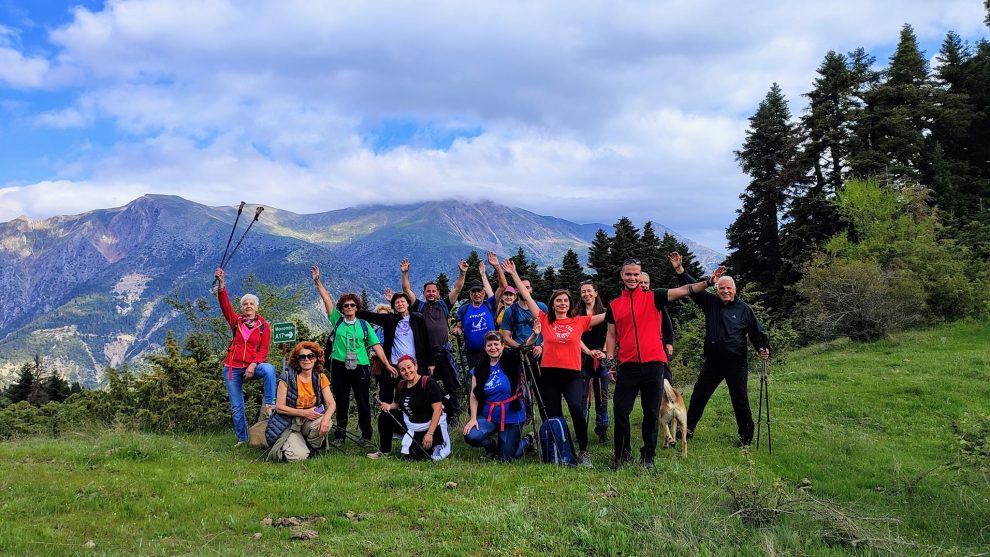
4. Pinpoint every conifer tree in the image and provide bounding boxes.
[638,222,667,279]
[555,249,589,292]
[586,229,612,283]
[726,83,805,311]
[5,362,35,405]
[435,273,450,301]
